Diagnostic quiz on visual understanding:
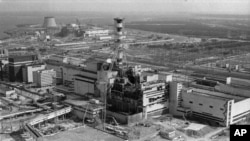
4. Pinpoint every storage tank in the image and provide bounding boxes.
[43,17,57,28]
